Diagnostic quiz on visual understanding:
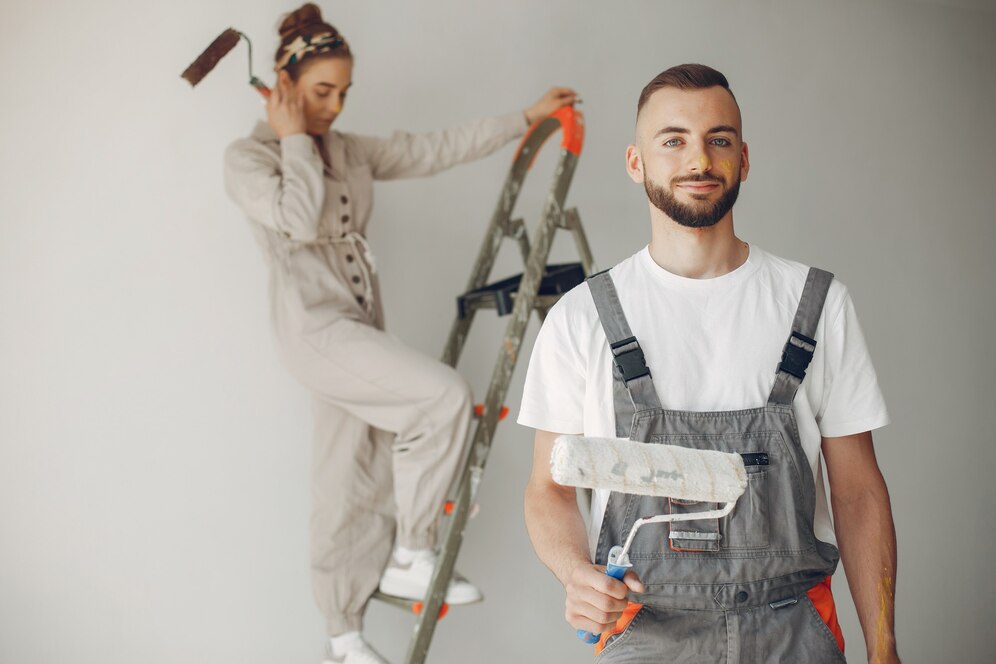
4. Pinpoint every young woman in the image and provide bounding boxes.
[223,4,577,662]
